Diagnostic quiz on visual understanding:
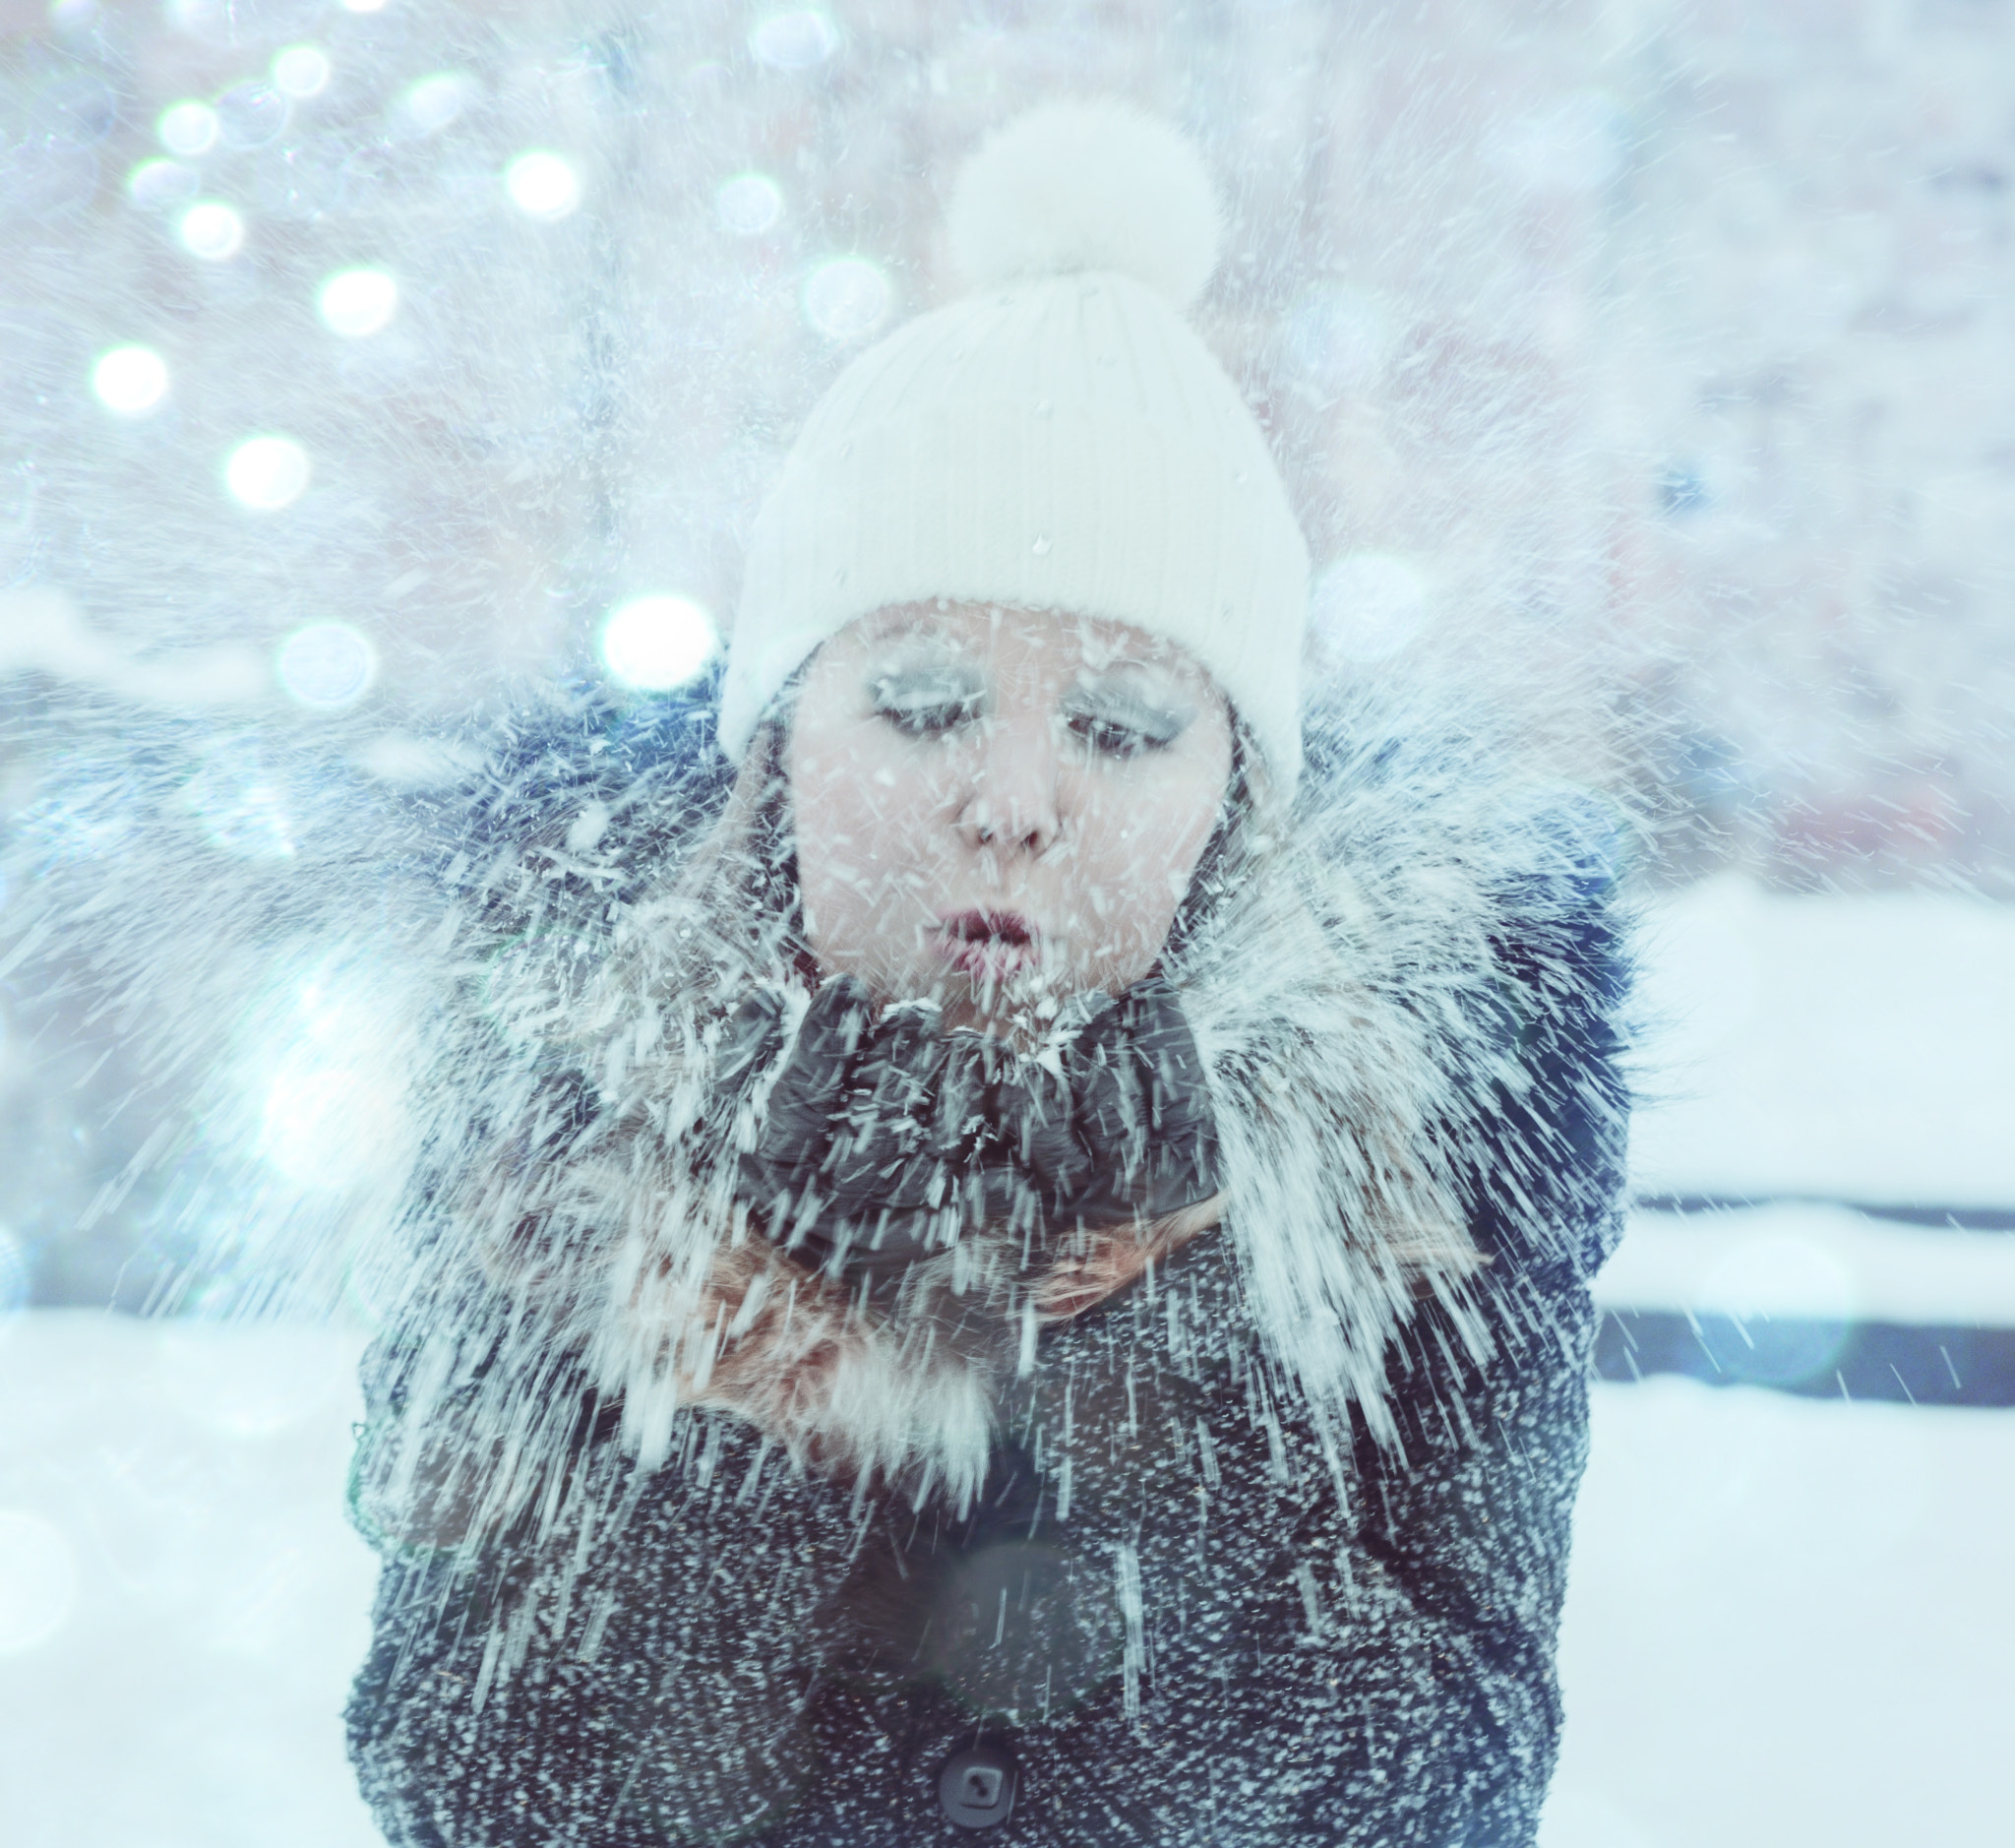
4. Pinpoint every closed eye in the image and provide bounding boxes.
[1064,690,1191,759]
[1069,714,1161,758]
[870,669,985,737]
